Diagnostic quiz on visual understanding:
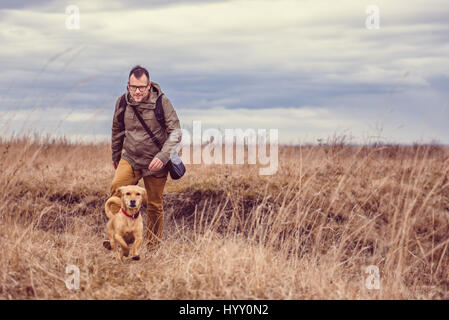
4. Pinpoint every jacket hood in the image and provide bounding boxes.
[125,81,164,107]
